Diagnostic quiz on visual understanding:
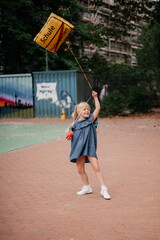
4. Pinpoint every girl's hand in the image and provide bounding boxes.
[66,137,72,140]
[92,91,98,98]
[66,131,73,140]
